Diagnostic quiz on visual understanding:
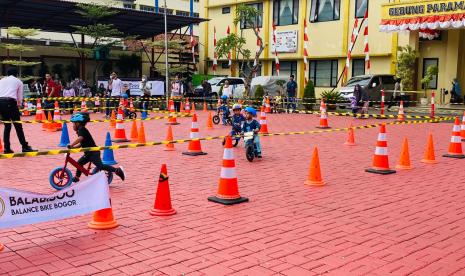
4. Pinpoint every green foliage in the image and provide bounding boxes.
[421,65,438,97]
[254,85,264,100]
[321,90,343,104]
[1,60,40,67]
[70,24,123,42]
[6,27,39,38]
[396,45,419,91]
[75,3,119,22]
[303,80,316,110]
[115,53,141,77]
[0,44,35,52]
[233,4,262,27]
